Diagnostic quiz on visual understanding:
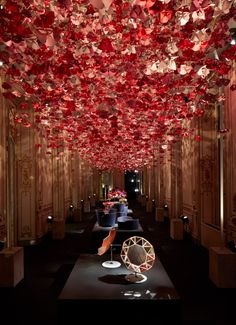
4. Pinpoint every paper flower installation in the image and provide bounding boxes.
[1,0,236,171]
[120,236,155,283]
[108,188,127,199]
